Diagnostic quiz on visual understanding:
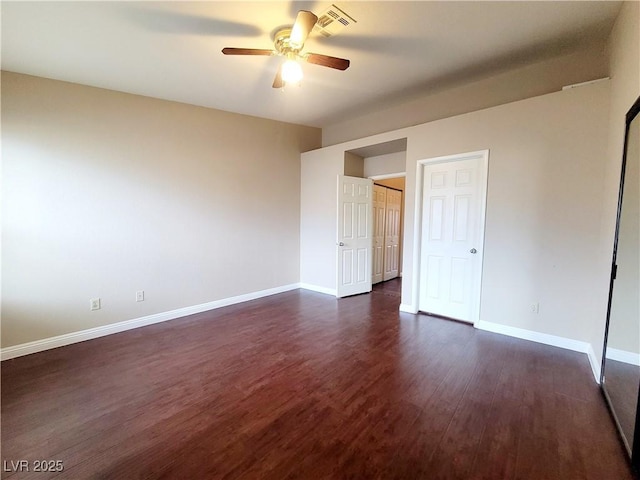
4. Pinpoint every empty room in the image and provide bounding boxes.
[2,1,639,479]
